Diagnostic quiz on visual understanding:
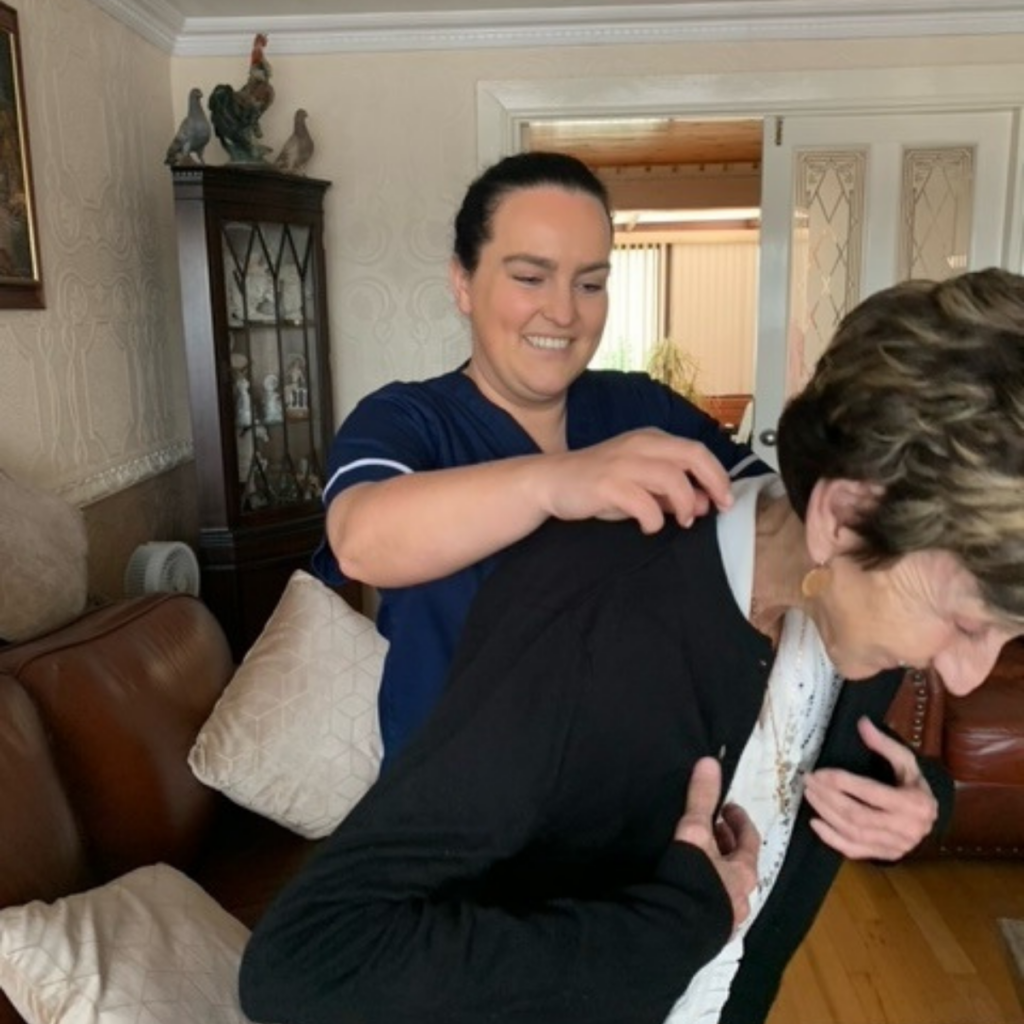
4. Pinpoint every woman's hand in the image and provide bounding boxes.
[674,757,760,930]
[802,717,938,861]
[540,429,734,534]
